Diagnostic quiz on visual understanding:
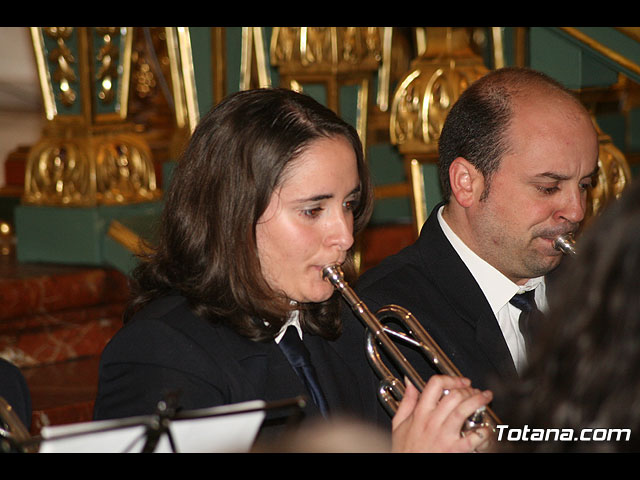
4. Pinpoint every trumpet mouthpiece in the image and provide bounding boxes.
[322,264,343,284]
[553,234,577,256]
